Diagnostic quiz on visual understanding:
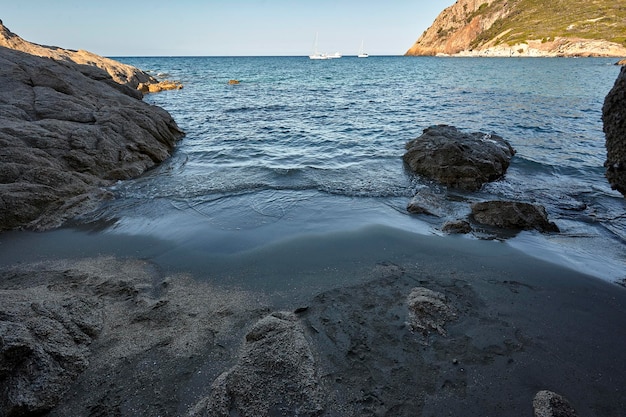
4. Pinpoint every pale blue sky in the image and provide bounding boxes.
[2,1,454,56]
